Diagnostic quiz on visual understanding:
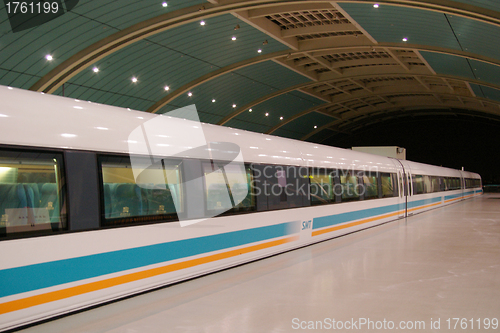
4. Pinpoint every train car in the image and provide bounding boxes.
[0,86,482,331]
